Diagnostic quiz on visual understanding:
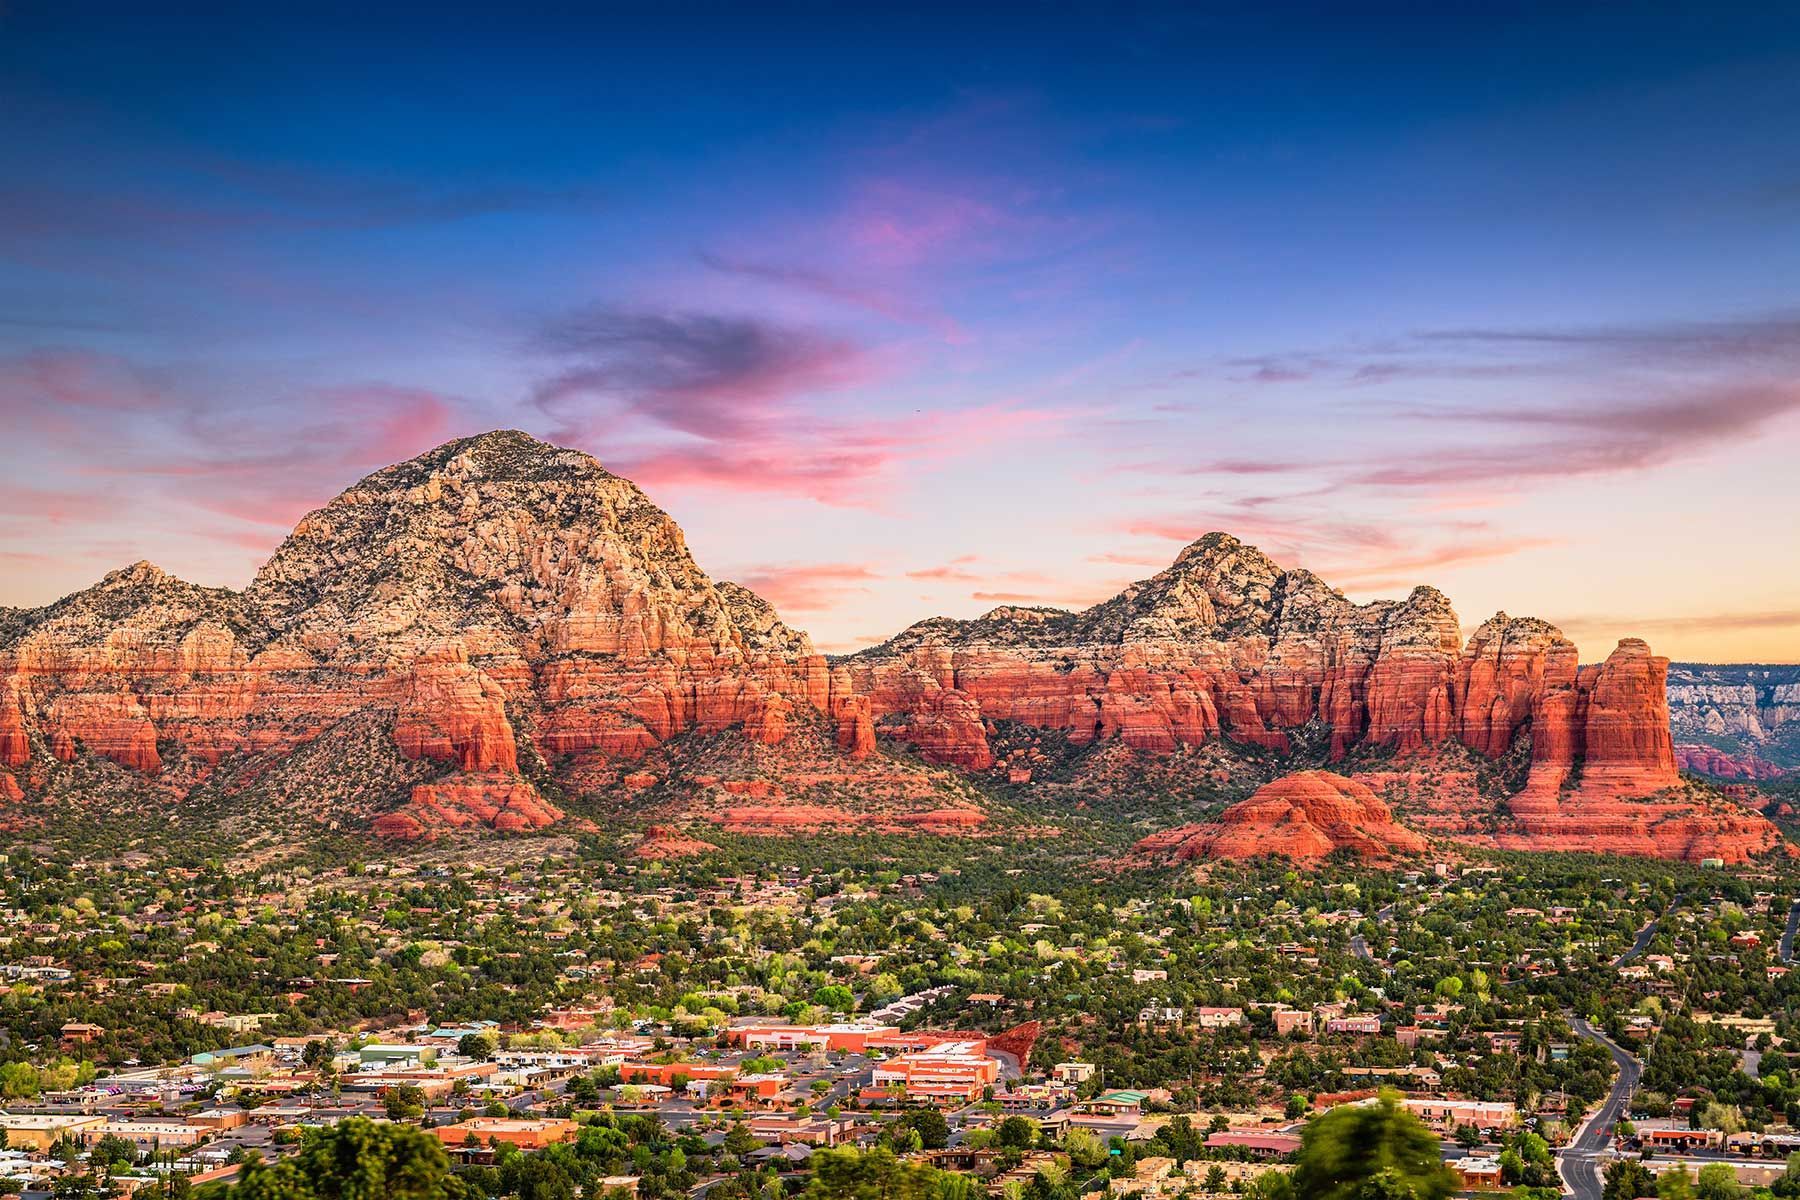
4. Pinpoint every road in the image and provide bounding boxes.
[1780,899,1800,964]
[1614,892,1684,968]
[1559,1015,1642,1200]
[1350,905,1395,964]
